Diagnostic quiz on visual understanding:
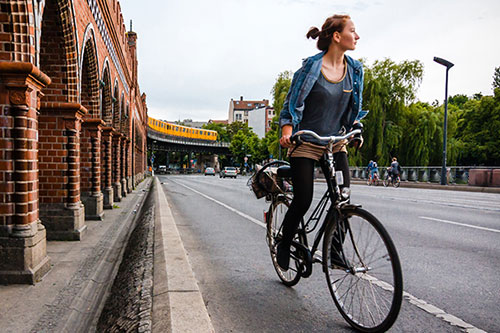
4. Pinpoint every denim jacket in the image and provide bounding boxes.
[280,51,368,133]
